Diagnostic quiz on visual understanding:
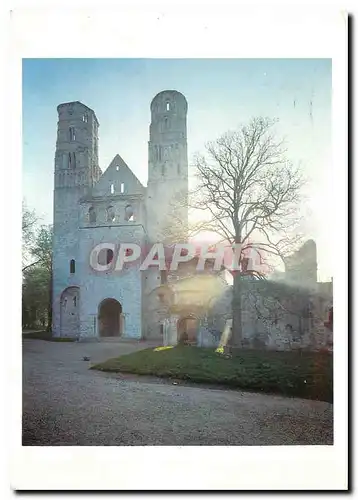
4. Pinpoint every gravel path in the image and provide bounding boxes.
[22,339,333,446]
